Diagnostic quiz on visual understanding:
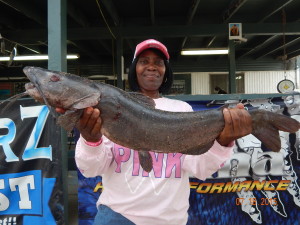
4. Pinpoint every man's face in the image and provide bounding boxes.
[135,49,166,94]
